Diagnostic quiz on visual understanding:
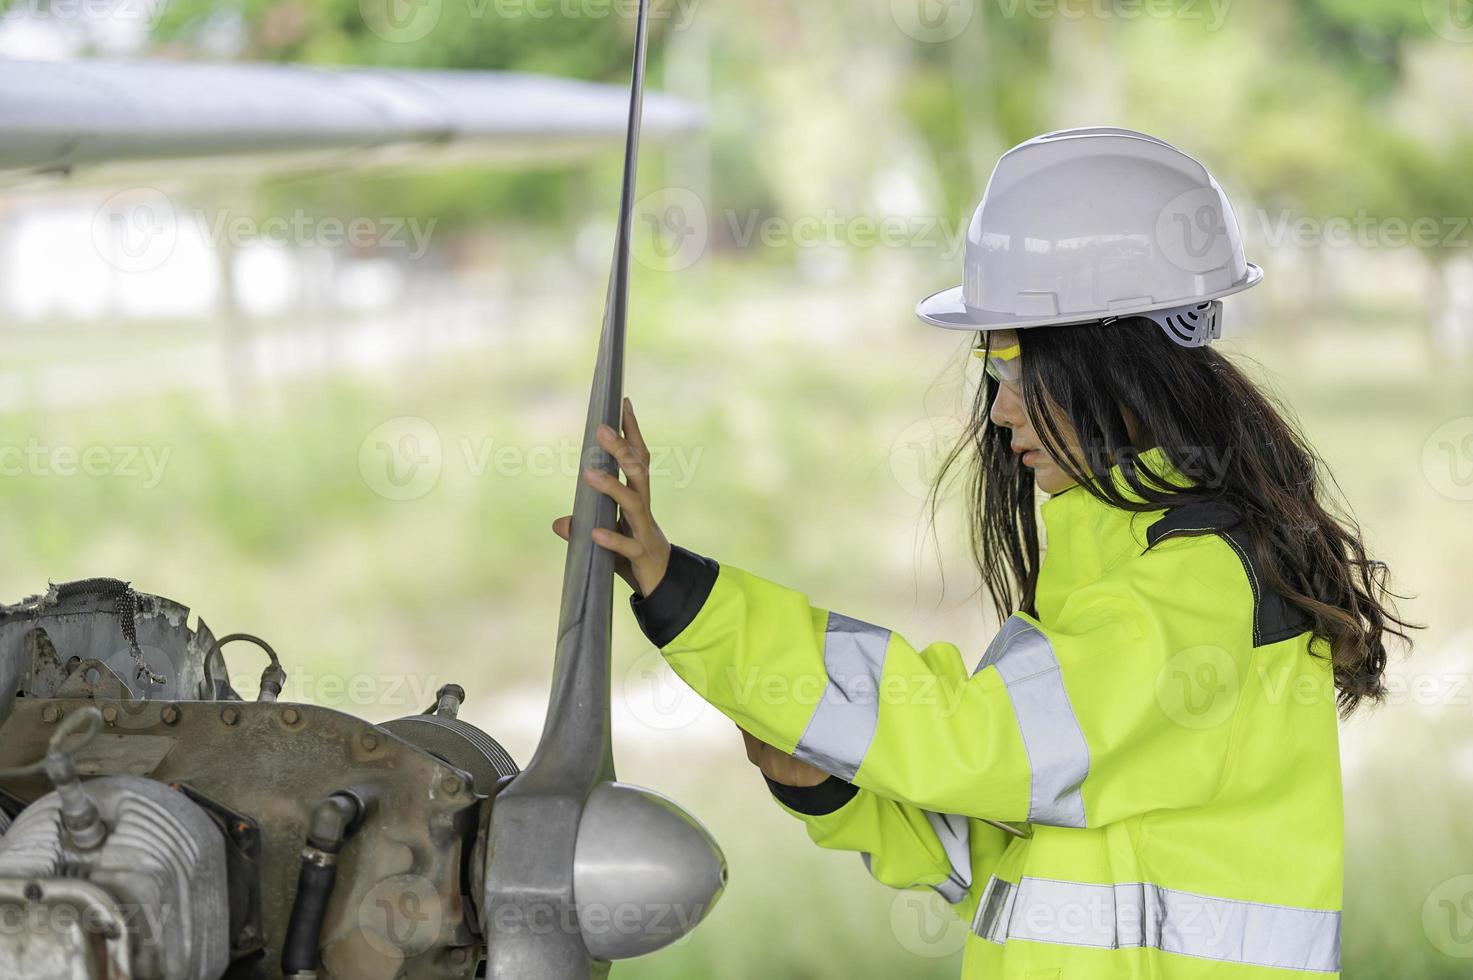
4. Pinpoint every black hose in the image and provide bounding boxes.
[281,792,365,978]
